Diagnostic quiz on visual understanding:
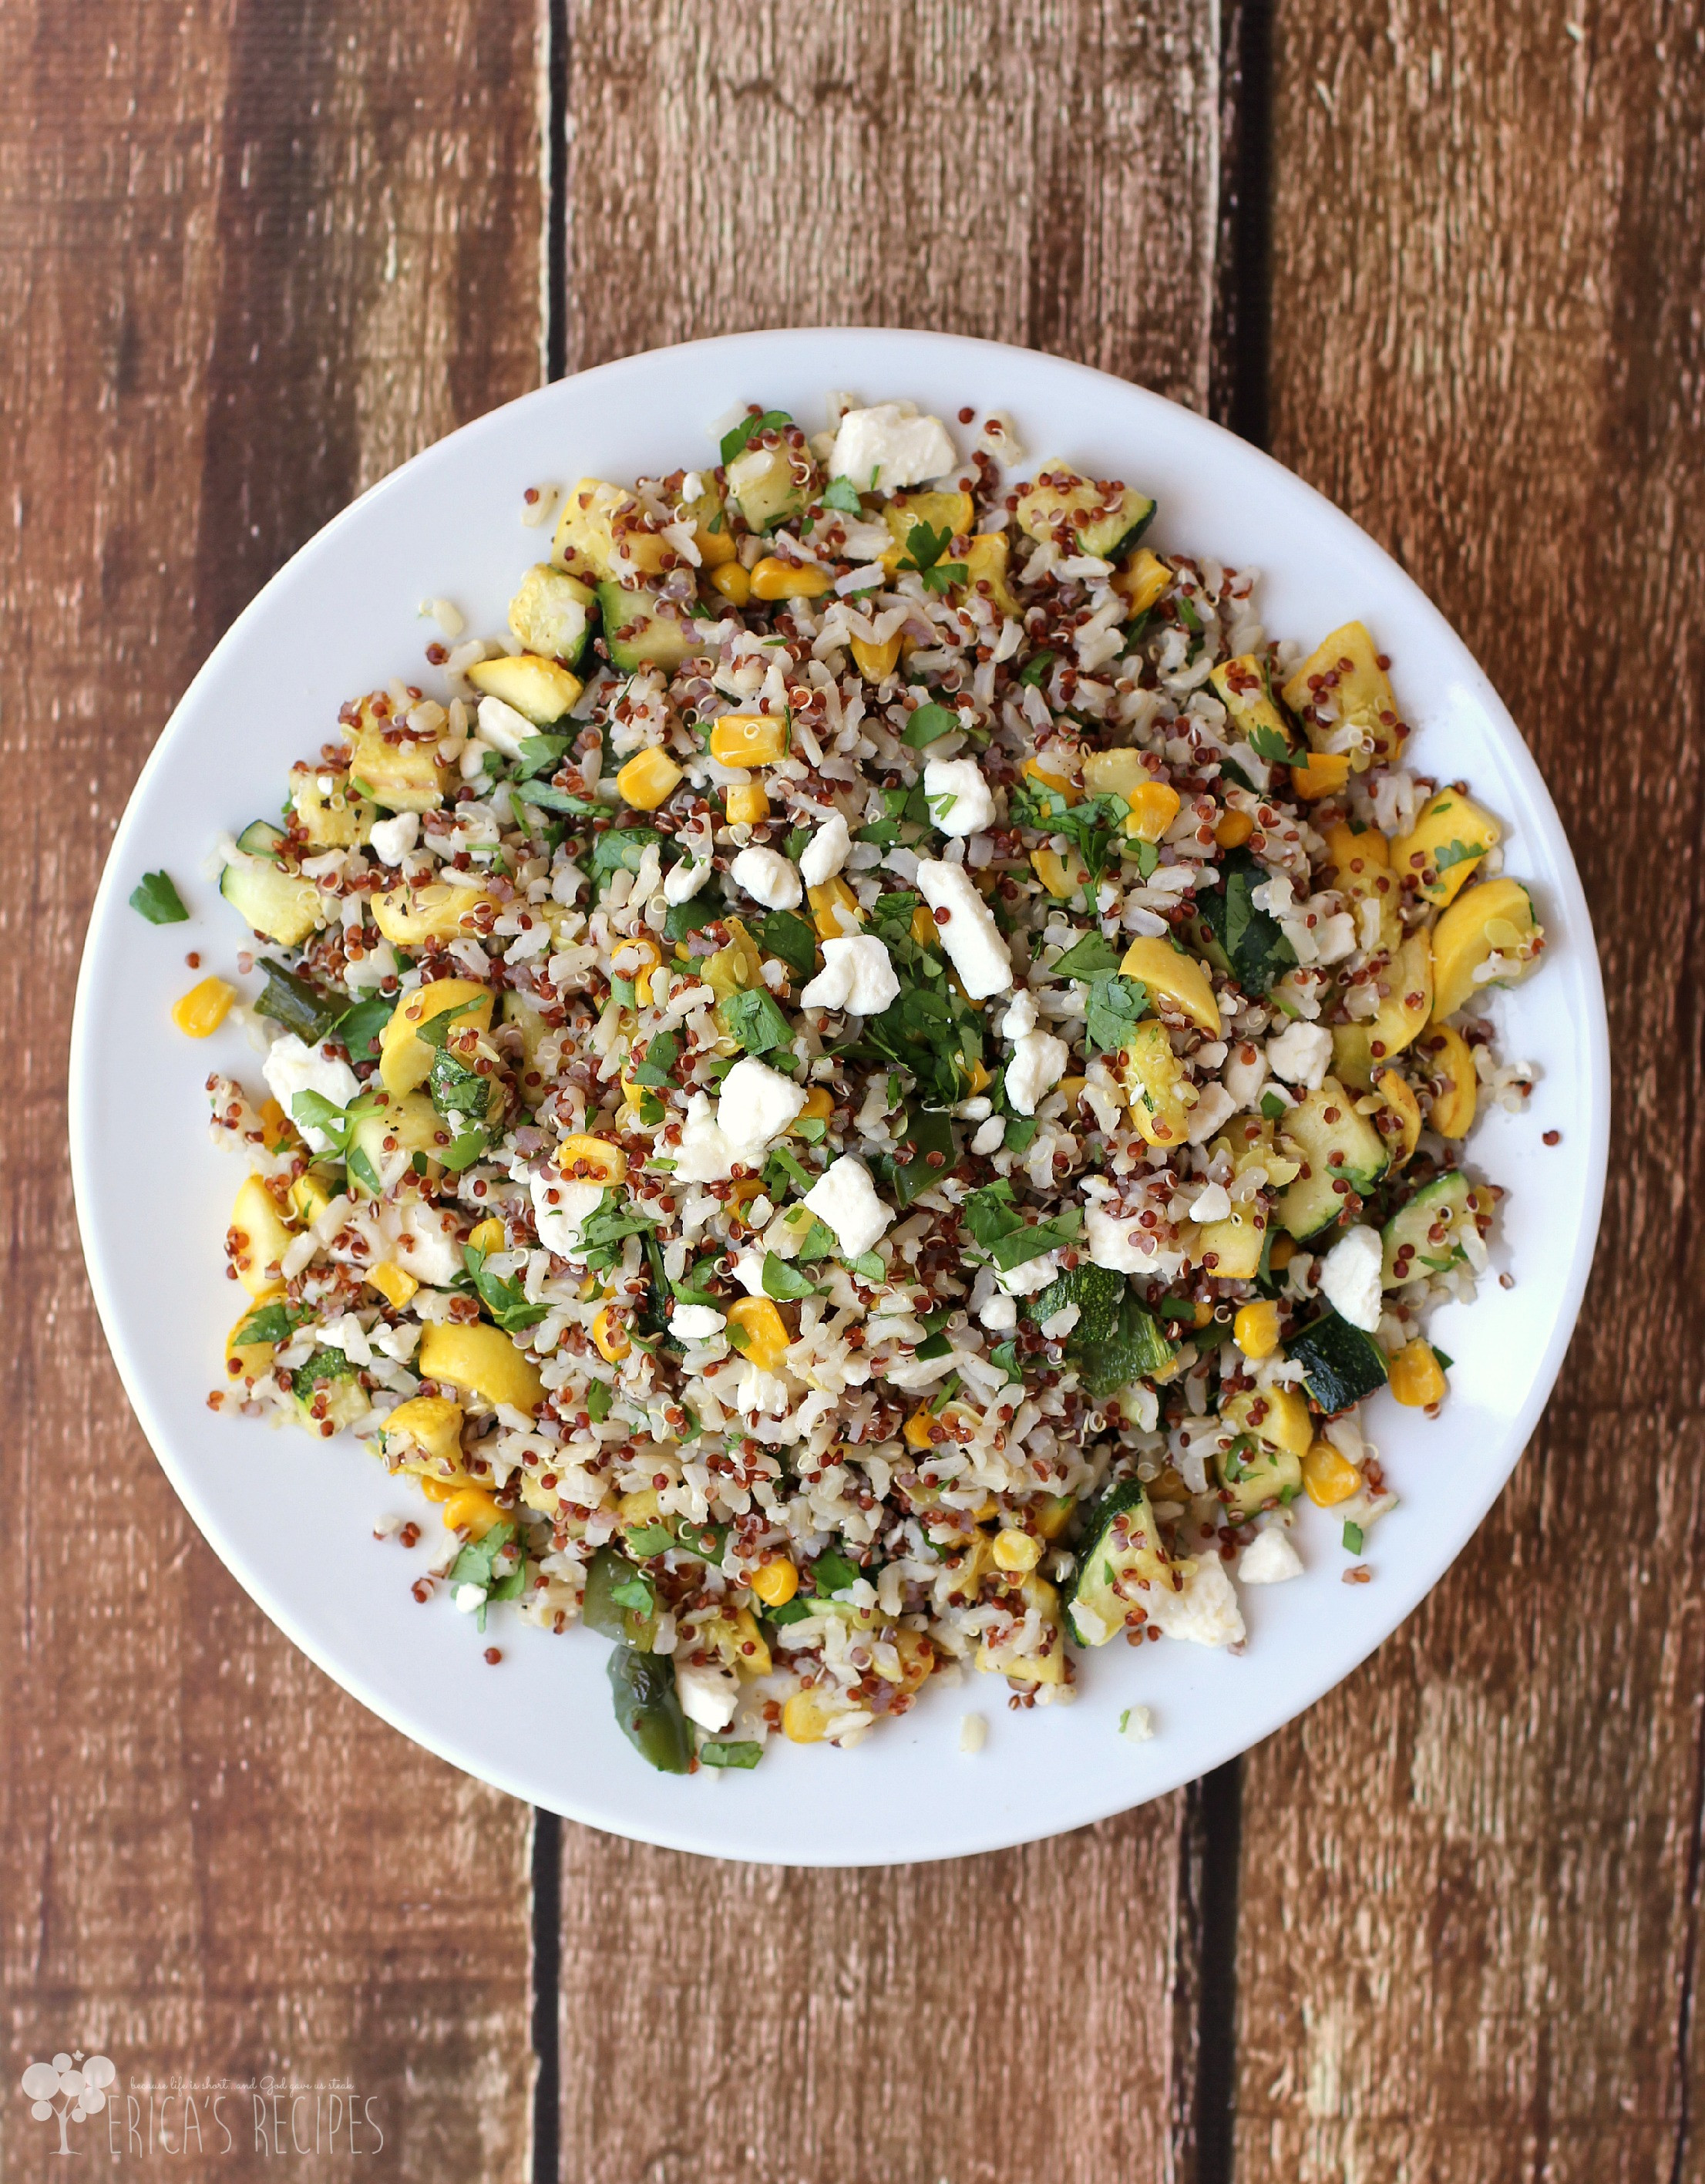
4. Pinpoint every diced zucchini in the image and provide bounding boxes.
[595,580,700,675]
[1194,1201,1266,1280]
[503,987,553,1075]
[1287,1311,1388,1413]
[727,441,809,533]
[466,652,583,725]
[552,477,670,580]
[1214,1437,1302,1522]
[290,766,373,849]
[1114,1019,1194,1149]
[1064,1479,1173,1644]
[1015,465,1155,561]
[220,852,325,947]
[1428,877,1543,1021]
[1280,621,1403,769]
[1380,1169,1474,1288]
[1330,934,1434,1089]
[348,700,449,813]
[289,1350,368,1431]
[1274,1077,1390,1240]
[372,880,489,947]
[1209,655,1300,759]
[509,563,597,668]
[236,819,286,857]
[347,1092,442,1197]
[880,490,975,571]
